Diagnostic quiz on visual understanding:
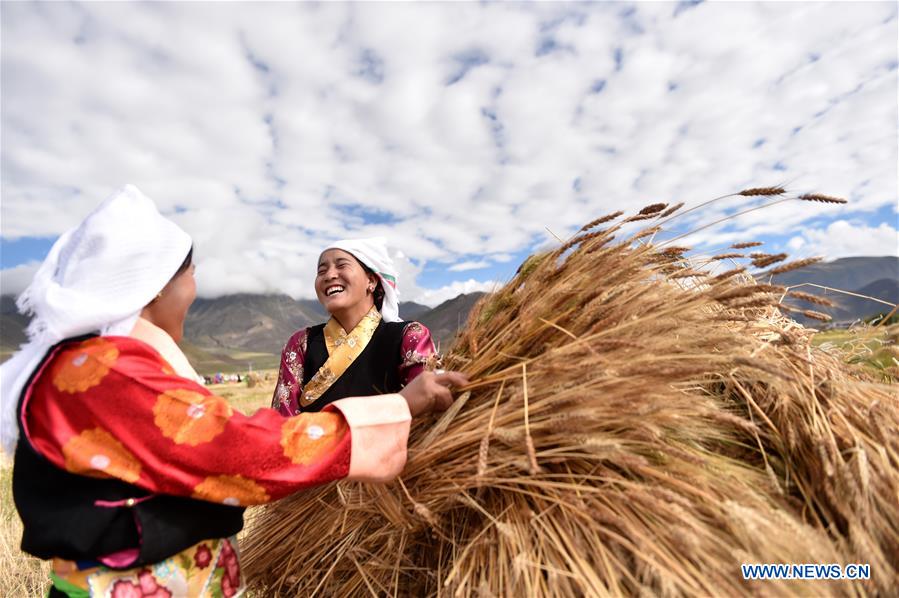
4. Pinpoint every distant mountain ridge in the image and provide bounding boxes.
[1,256,894,364]
[1,294,29,348]
[185,293,327,353]
[399,301,430,320]
[0,291,486,360]
[418,292,487,349]
[763,256,897,293]
[763,256,898,325]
